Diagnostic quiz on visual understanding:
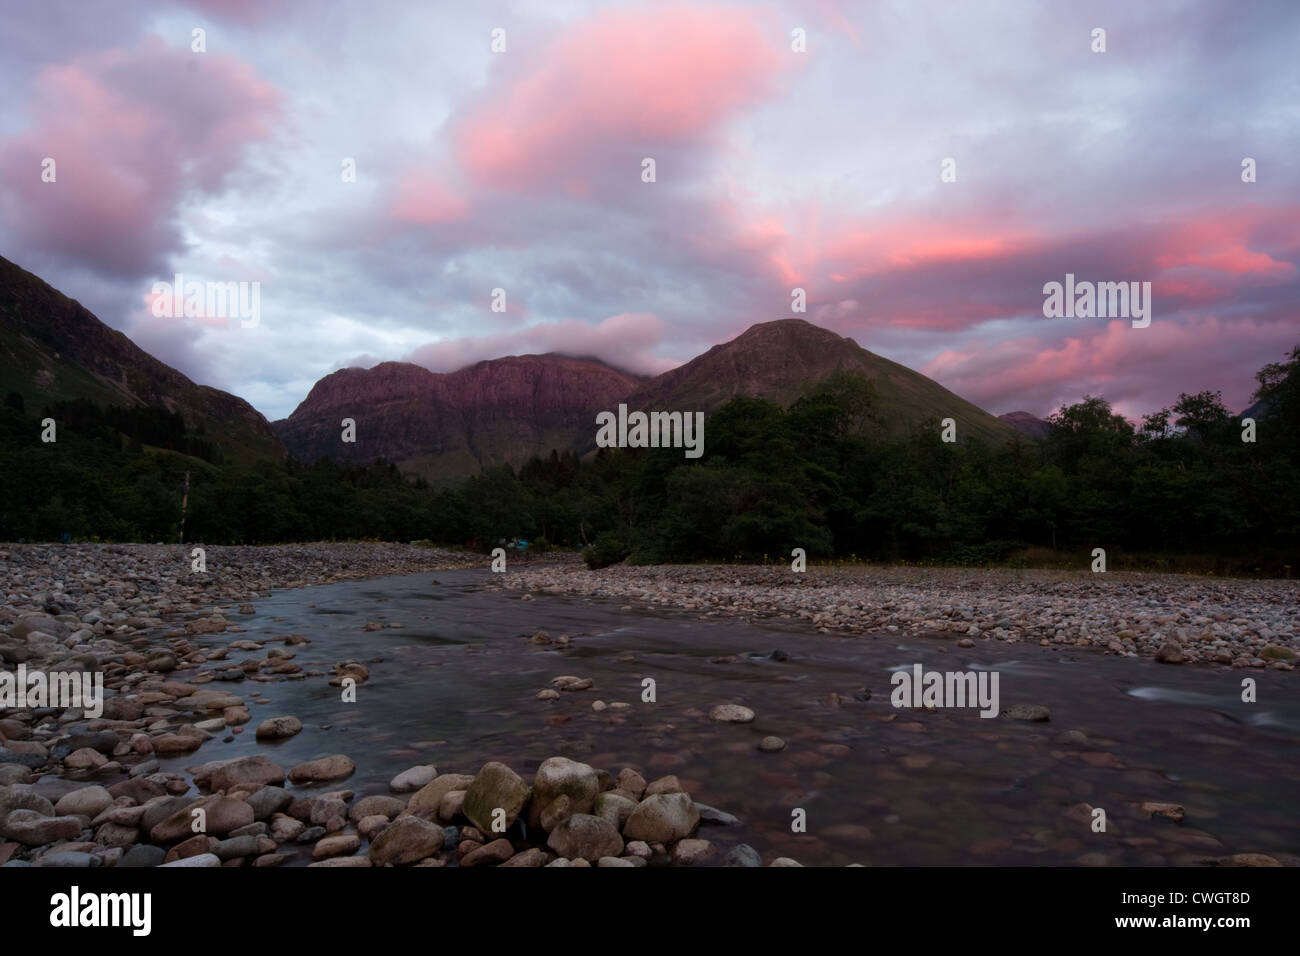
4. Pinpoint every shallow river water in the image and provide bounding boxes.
[158,568,1300,866]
